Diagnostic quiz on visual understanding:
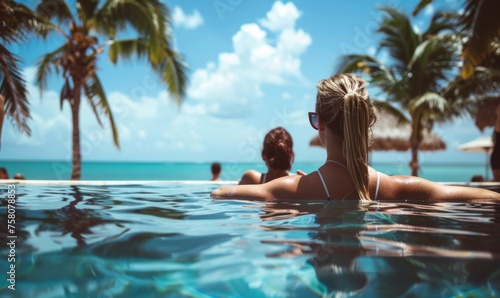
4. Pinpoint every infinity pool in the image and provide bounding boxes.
[1,182,499,297]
